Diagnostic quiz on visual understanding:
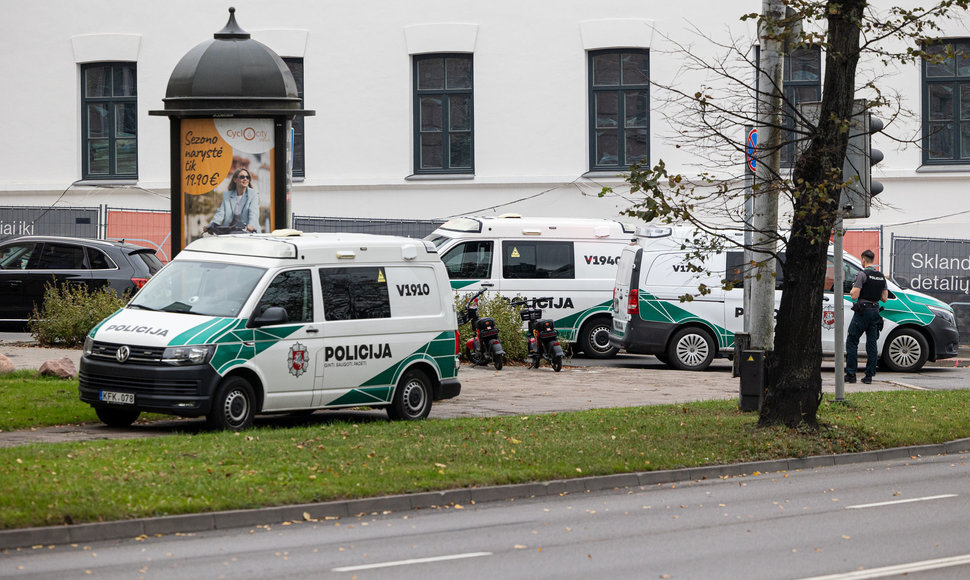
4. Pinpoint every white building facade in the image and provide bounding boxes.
[1,1,968,245]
